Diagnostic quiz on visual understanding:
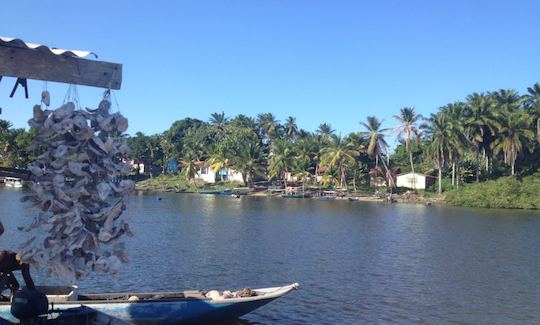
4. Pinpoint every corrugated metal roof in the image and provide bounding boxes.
[0,37,96,58]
